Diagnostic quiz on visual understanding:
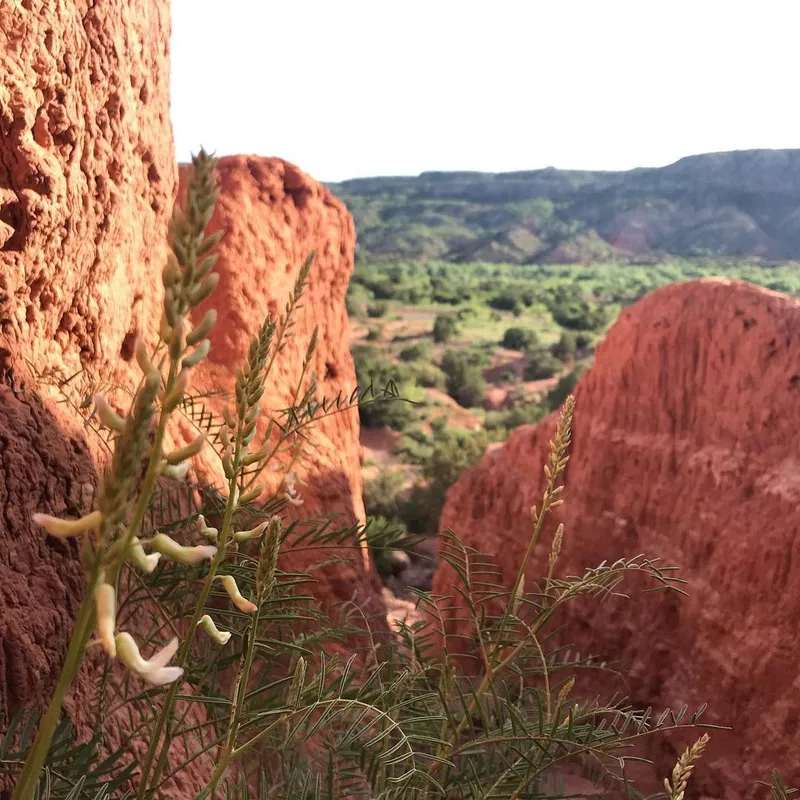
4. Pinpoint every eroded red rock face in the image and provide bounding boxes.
[0,0,175,722]
[435,279,800,798]
[0,6,377,789]
[180,155,379,616]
